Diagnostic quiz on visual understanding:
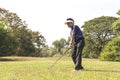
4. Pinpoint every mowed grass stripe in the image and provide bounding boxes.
[0,57,120,80]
